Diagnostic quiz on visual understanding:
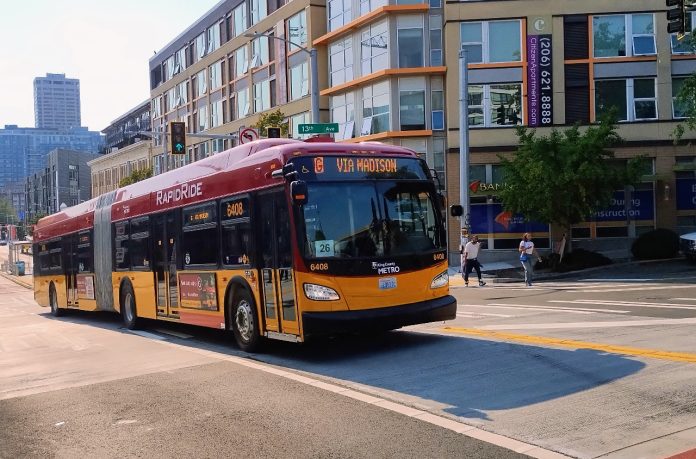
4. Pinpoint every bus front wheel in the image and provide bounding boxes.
[230,289,261,353]
[120,283,139,330]
[49,283,63,317]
